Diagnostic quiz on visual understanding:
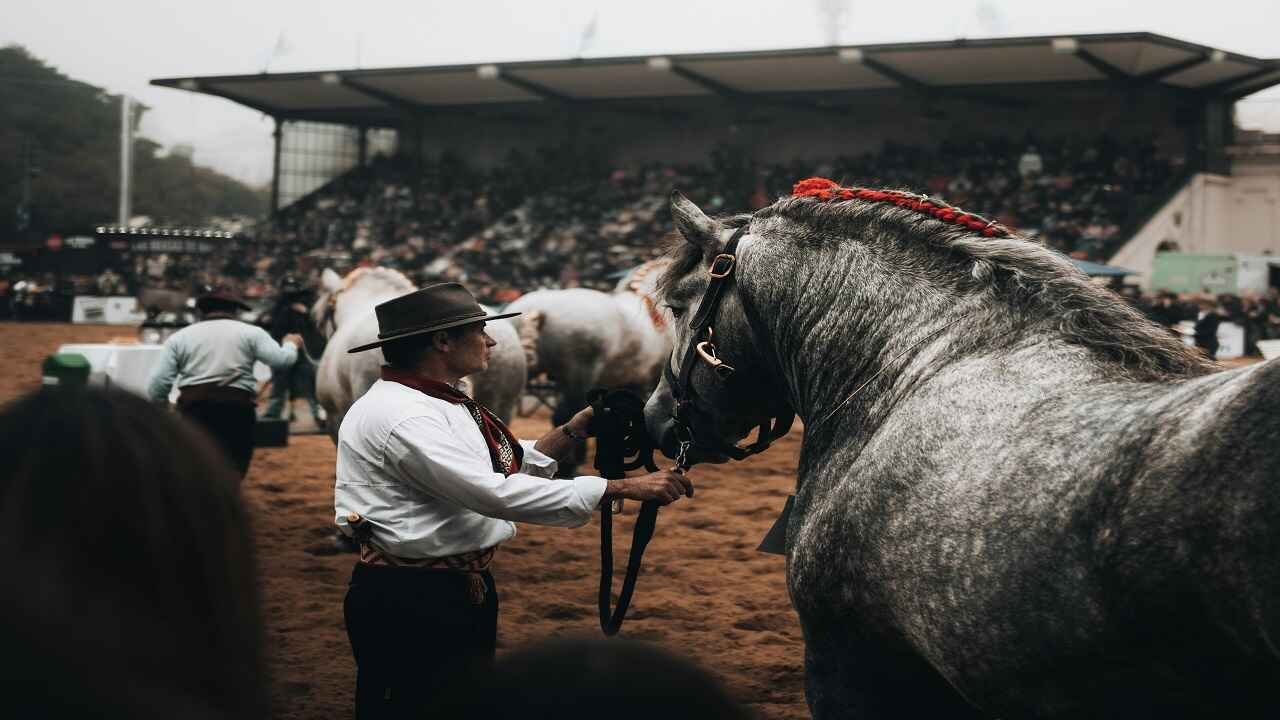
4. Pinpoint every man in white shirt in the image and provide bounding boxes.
[148,288,302,477]
[336,282,691,720]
